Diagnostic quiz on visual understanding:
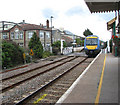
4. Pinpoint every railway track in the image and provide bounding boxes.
[14,57,91,105]
[1,54,94,104]
[1,56,71,81]
[1,56,77,93]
